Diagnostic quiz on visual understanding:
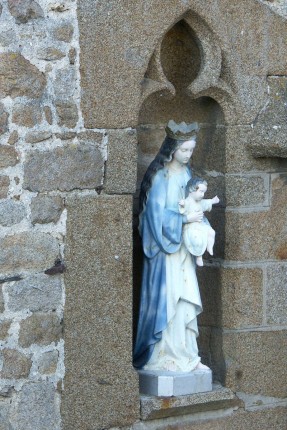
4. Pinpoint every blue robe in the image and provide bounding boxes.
[133,167,191,368]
